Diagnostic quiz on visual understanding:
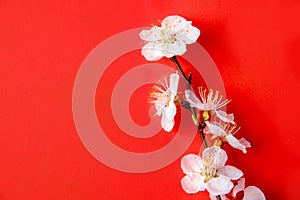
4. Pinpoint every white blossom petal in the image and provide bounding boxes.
[161,111,174,132]
[139,27,162,41]
[154,104,163,116]
[161,15,187,31]
[233,178,245,197]
[226,134,248,153]
[169,72,179,95]
[218,165,243,180]
[205,122,227,137]
[161,16,200,44]
[215,110,236,124]
[206,175,233,196]
[141,43,165,61]
[181,174,206,194]
[202,146,227,168]
[185,90,204,109]
[176,25,200,44]
[181,154,202,175]
[239,137,251,148]
[244,186,266,200]
[165,102,176,120]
